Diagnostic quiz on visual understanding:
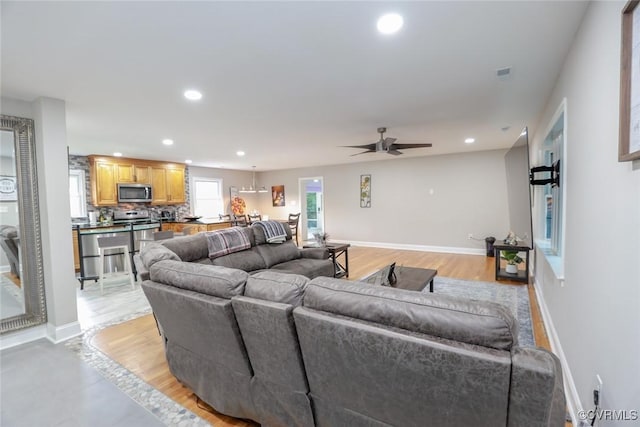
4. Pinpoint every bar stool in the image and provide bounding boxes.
[97,235,135,294]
